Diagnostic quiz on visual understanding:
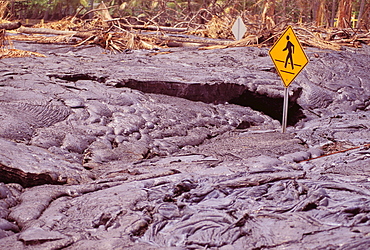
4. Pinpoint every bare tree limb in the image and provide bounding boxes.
[17,27,76,36]
[0,21,21,30]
